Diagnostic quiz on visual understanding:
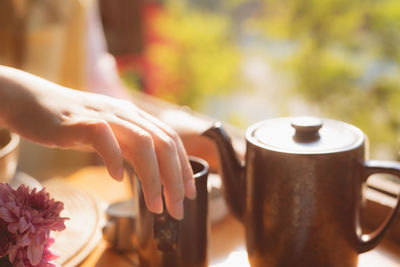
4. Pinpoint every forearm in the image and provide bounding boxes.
[0,66,72,145]
[0,67,17,126]
[0,66,37,128]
